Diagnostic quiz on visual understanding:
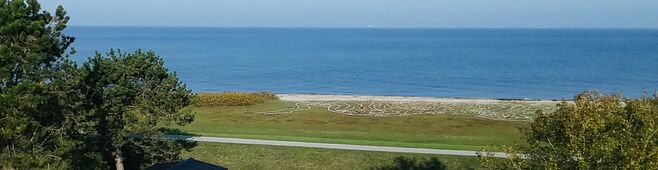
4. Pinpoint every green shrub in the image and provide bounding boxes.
[480,91,658,169]
[193,91,278,107]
